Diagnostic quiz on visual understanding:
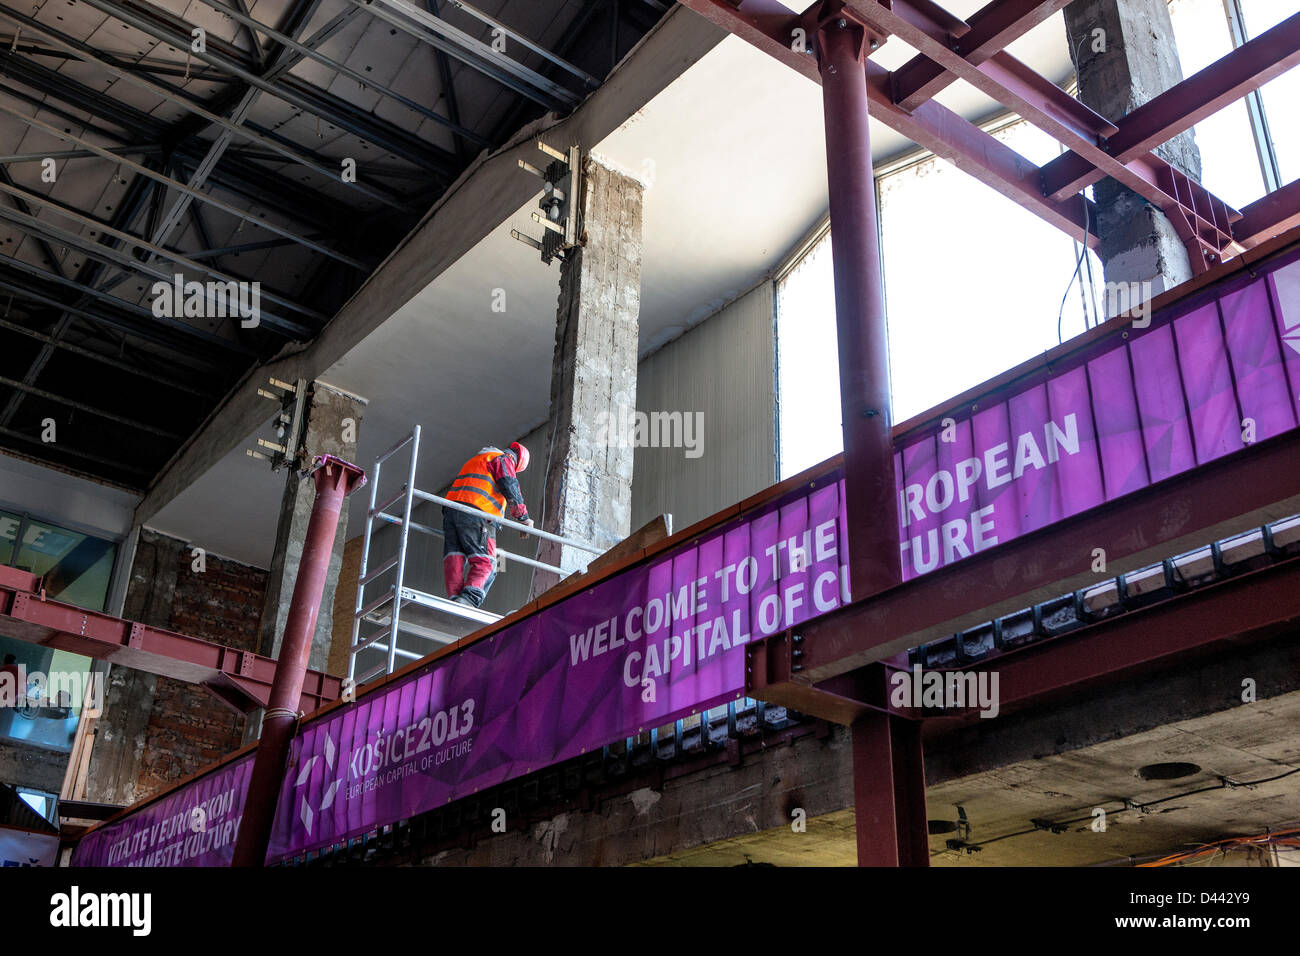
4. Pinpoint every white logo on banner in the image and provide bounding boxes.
[1284,319,1300,357]
[295,732,341,835]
